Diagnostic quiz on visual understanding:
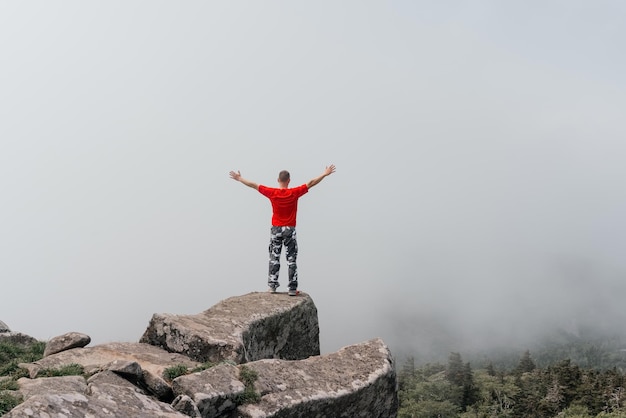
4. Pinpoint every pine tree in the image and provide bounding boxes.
[446,352,465,386]
[461,362,480,410]
[398,356,416,391]
[485,361,496,377]
[515,350,536,374]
